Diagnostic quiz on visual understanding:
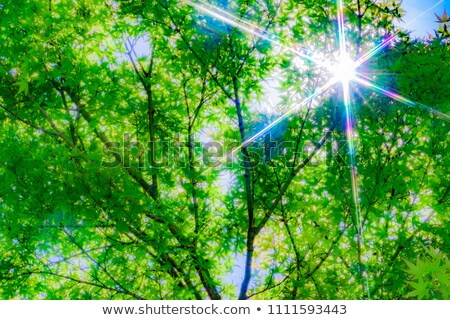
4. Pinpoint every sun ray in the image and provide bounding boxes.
[200,78,338,174]
[357,0,444,66]
[187,0,445,299]
[182,0,328,67]
[239,78,337,150]
[337,0,348,56]
[336,0,371,298]
[354,75,450,122]
[337,0,360,234]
